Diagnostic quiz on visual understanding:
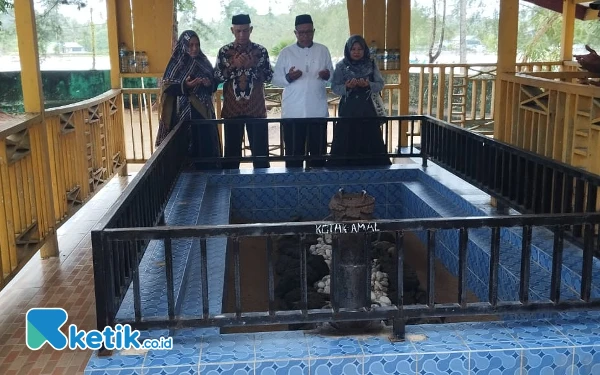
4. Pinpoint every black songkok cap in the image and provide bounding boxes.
[232,14,251,25]
[295,14,313,26]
